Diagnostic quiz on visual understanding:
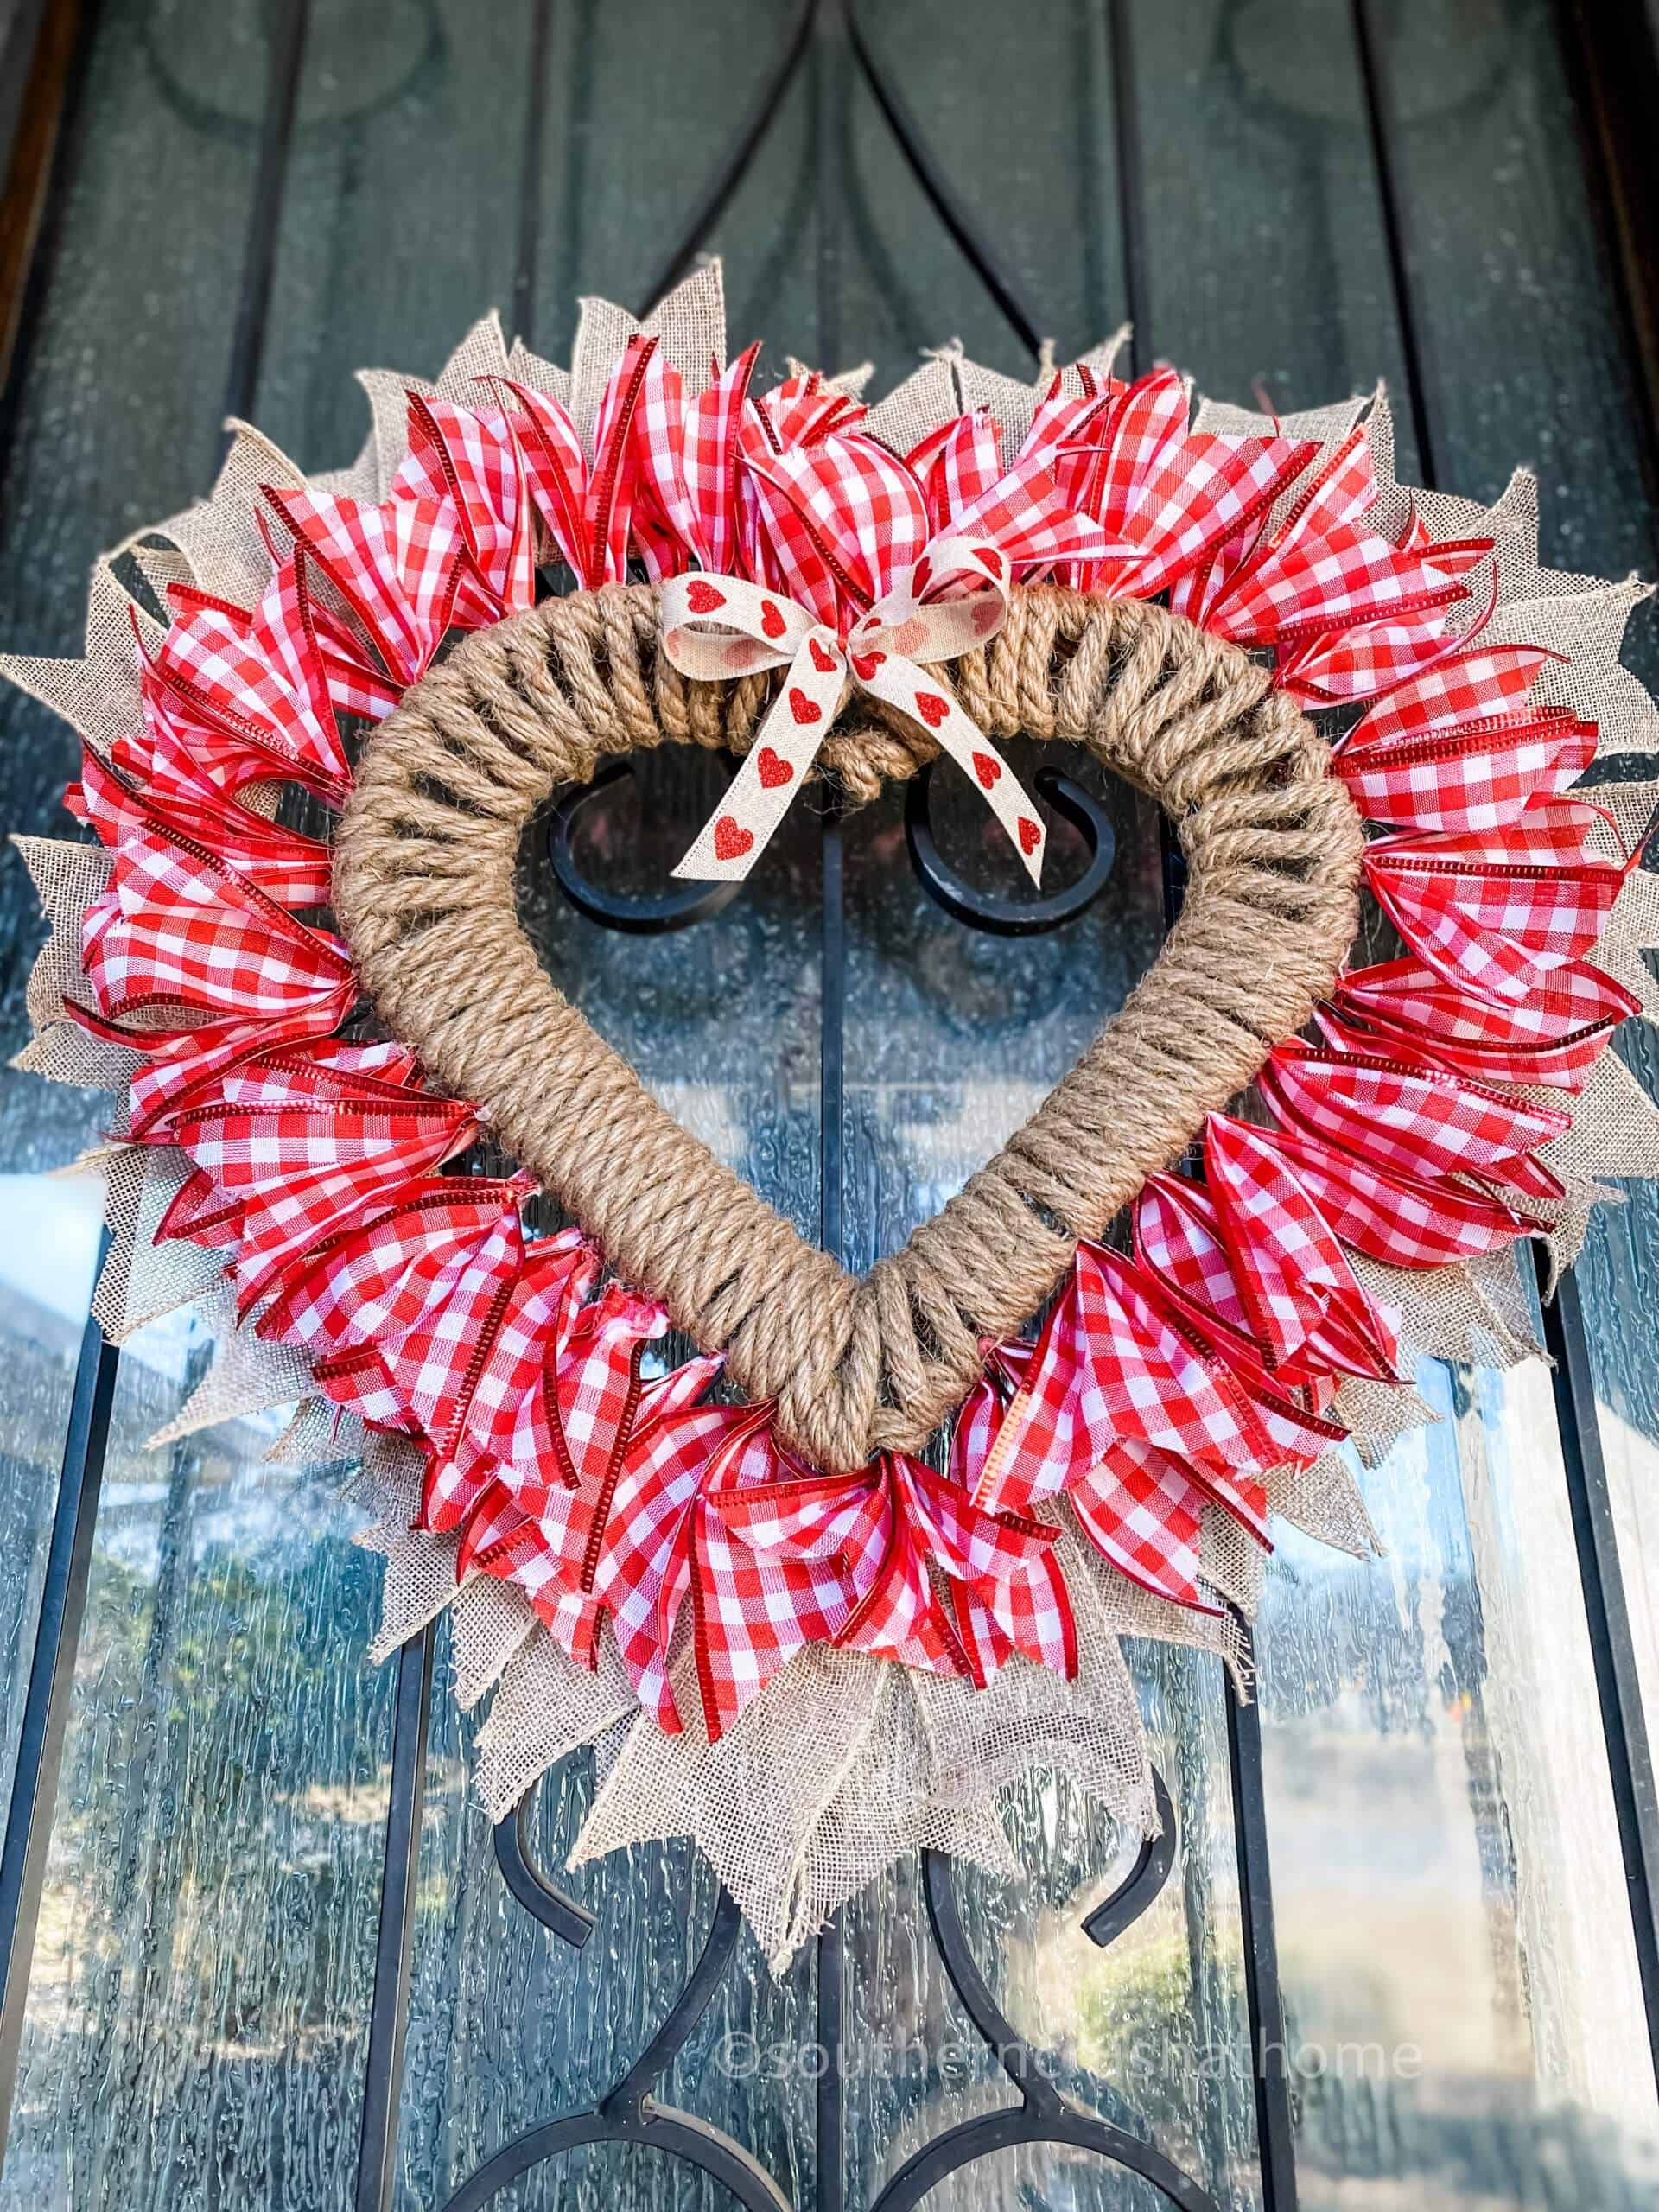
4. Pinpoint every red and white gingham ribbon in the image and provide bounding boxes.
[660,537,1046,884]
